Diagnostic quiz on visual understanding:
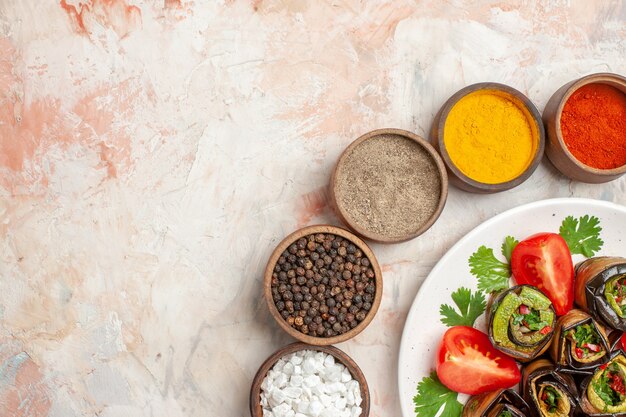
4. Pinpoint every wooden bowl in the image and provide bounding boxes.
[264,225,382,345]
[329,128,448,243]
[543,72,626,183]
[250,342,370,417]
[431,82,545,193]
